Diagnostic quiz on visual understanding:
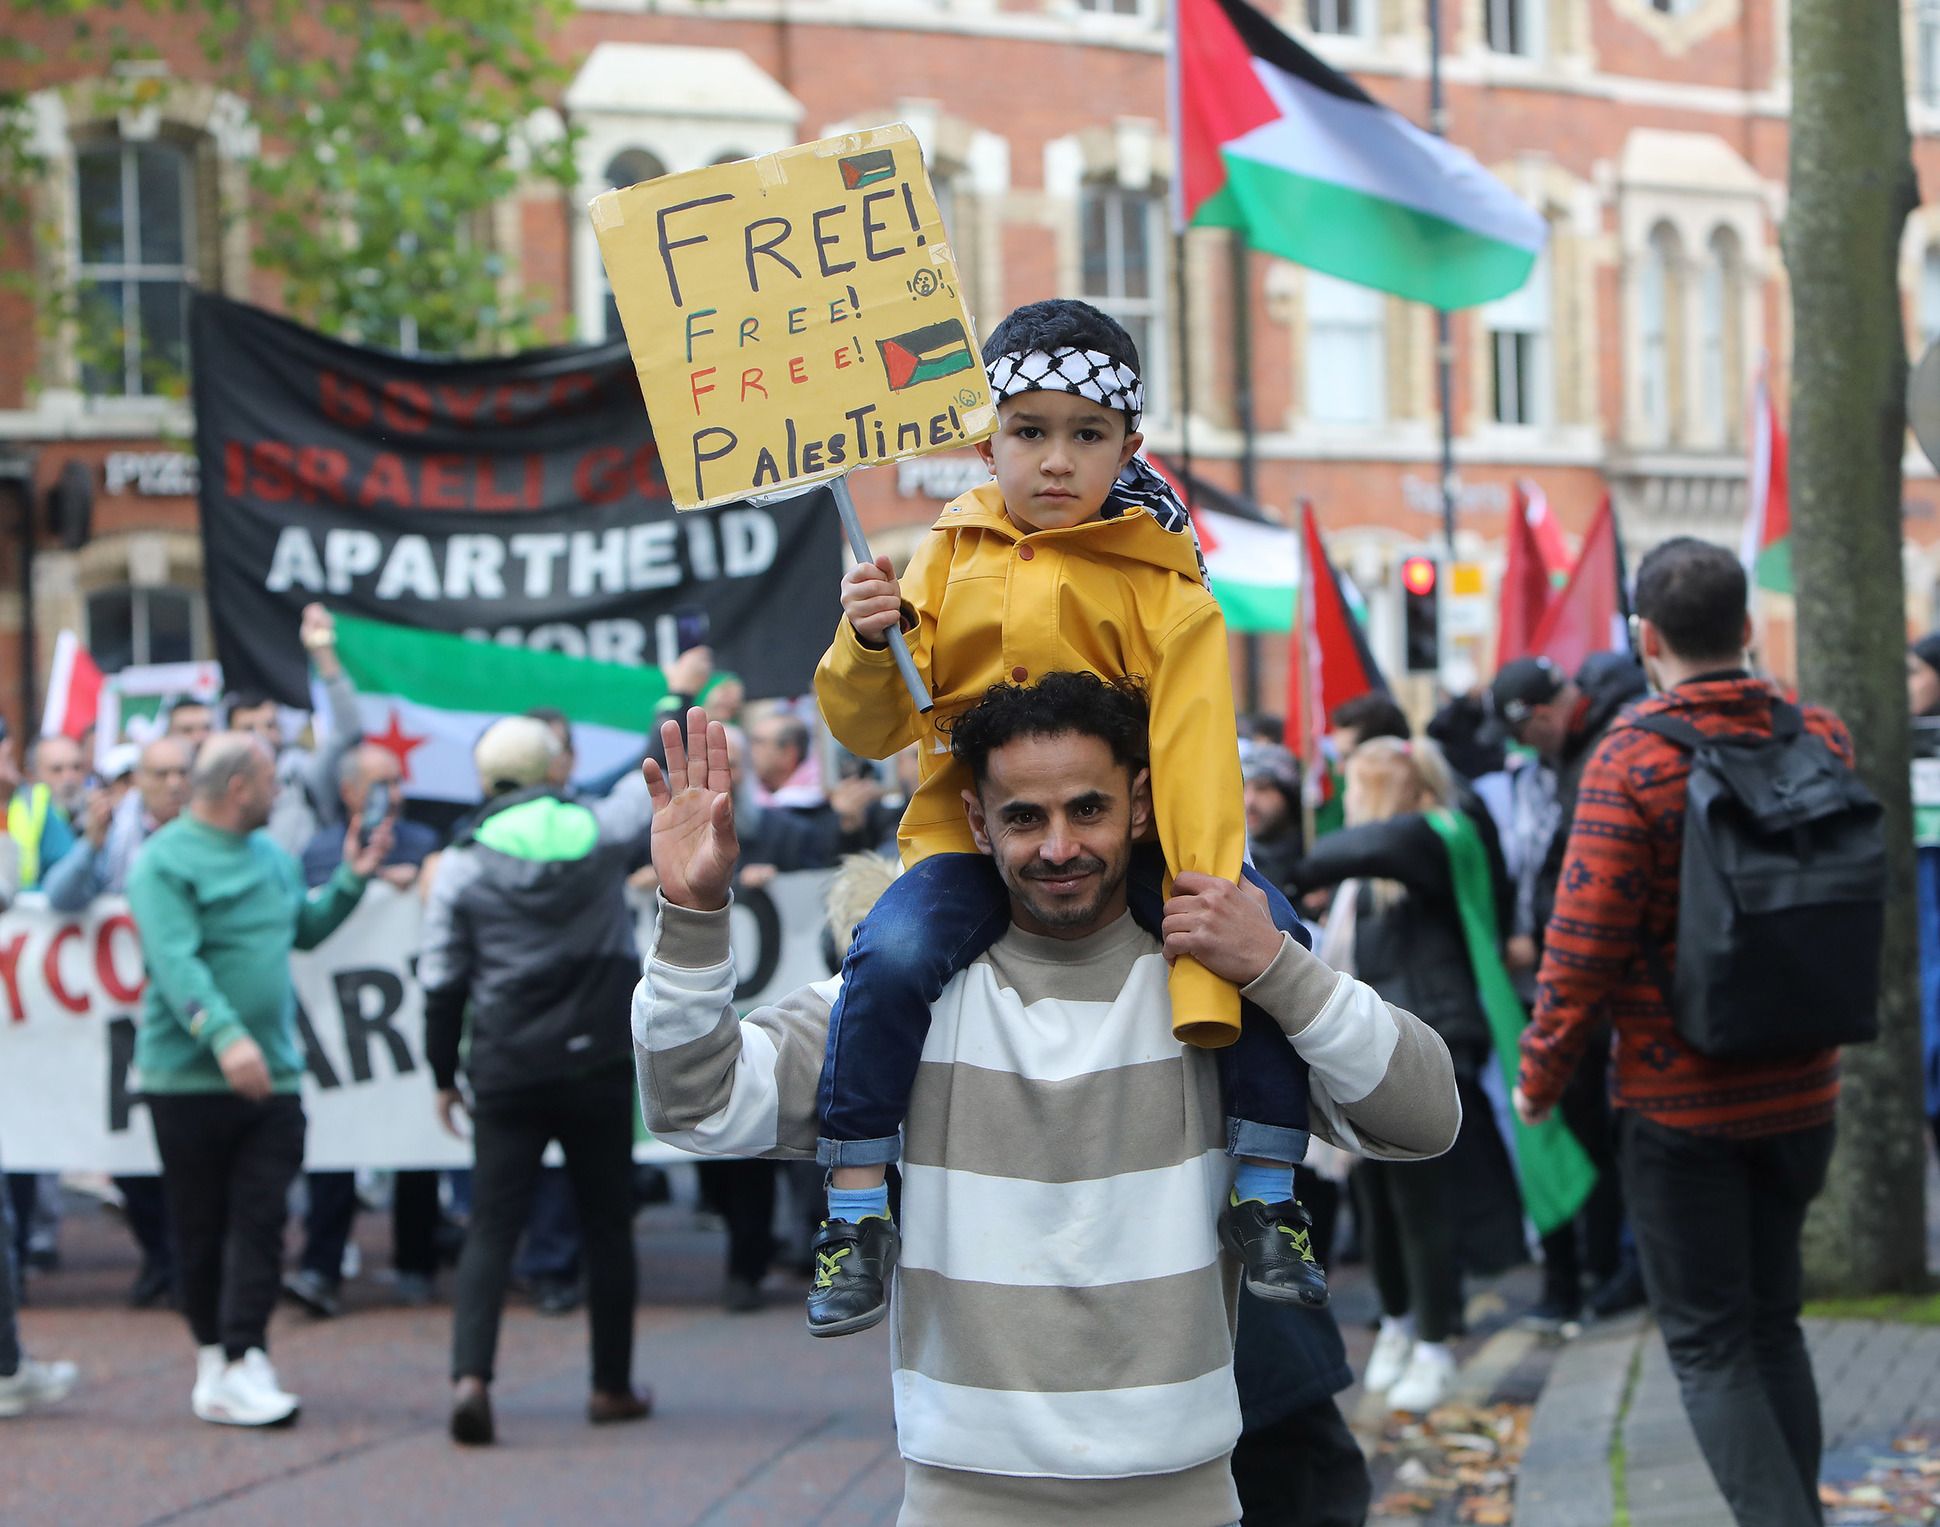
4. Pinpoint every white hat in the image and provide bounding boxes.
[473,716,559,796]
[100,743,141,782]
